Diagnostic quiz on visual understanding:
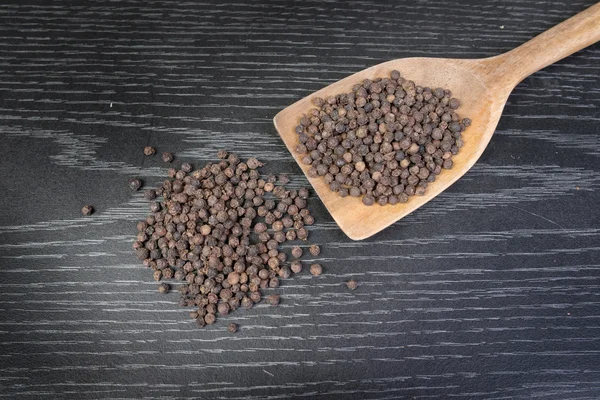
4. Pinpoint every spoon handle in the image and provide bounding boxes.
[488,2,600,87]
